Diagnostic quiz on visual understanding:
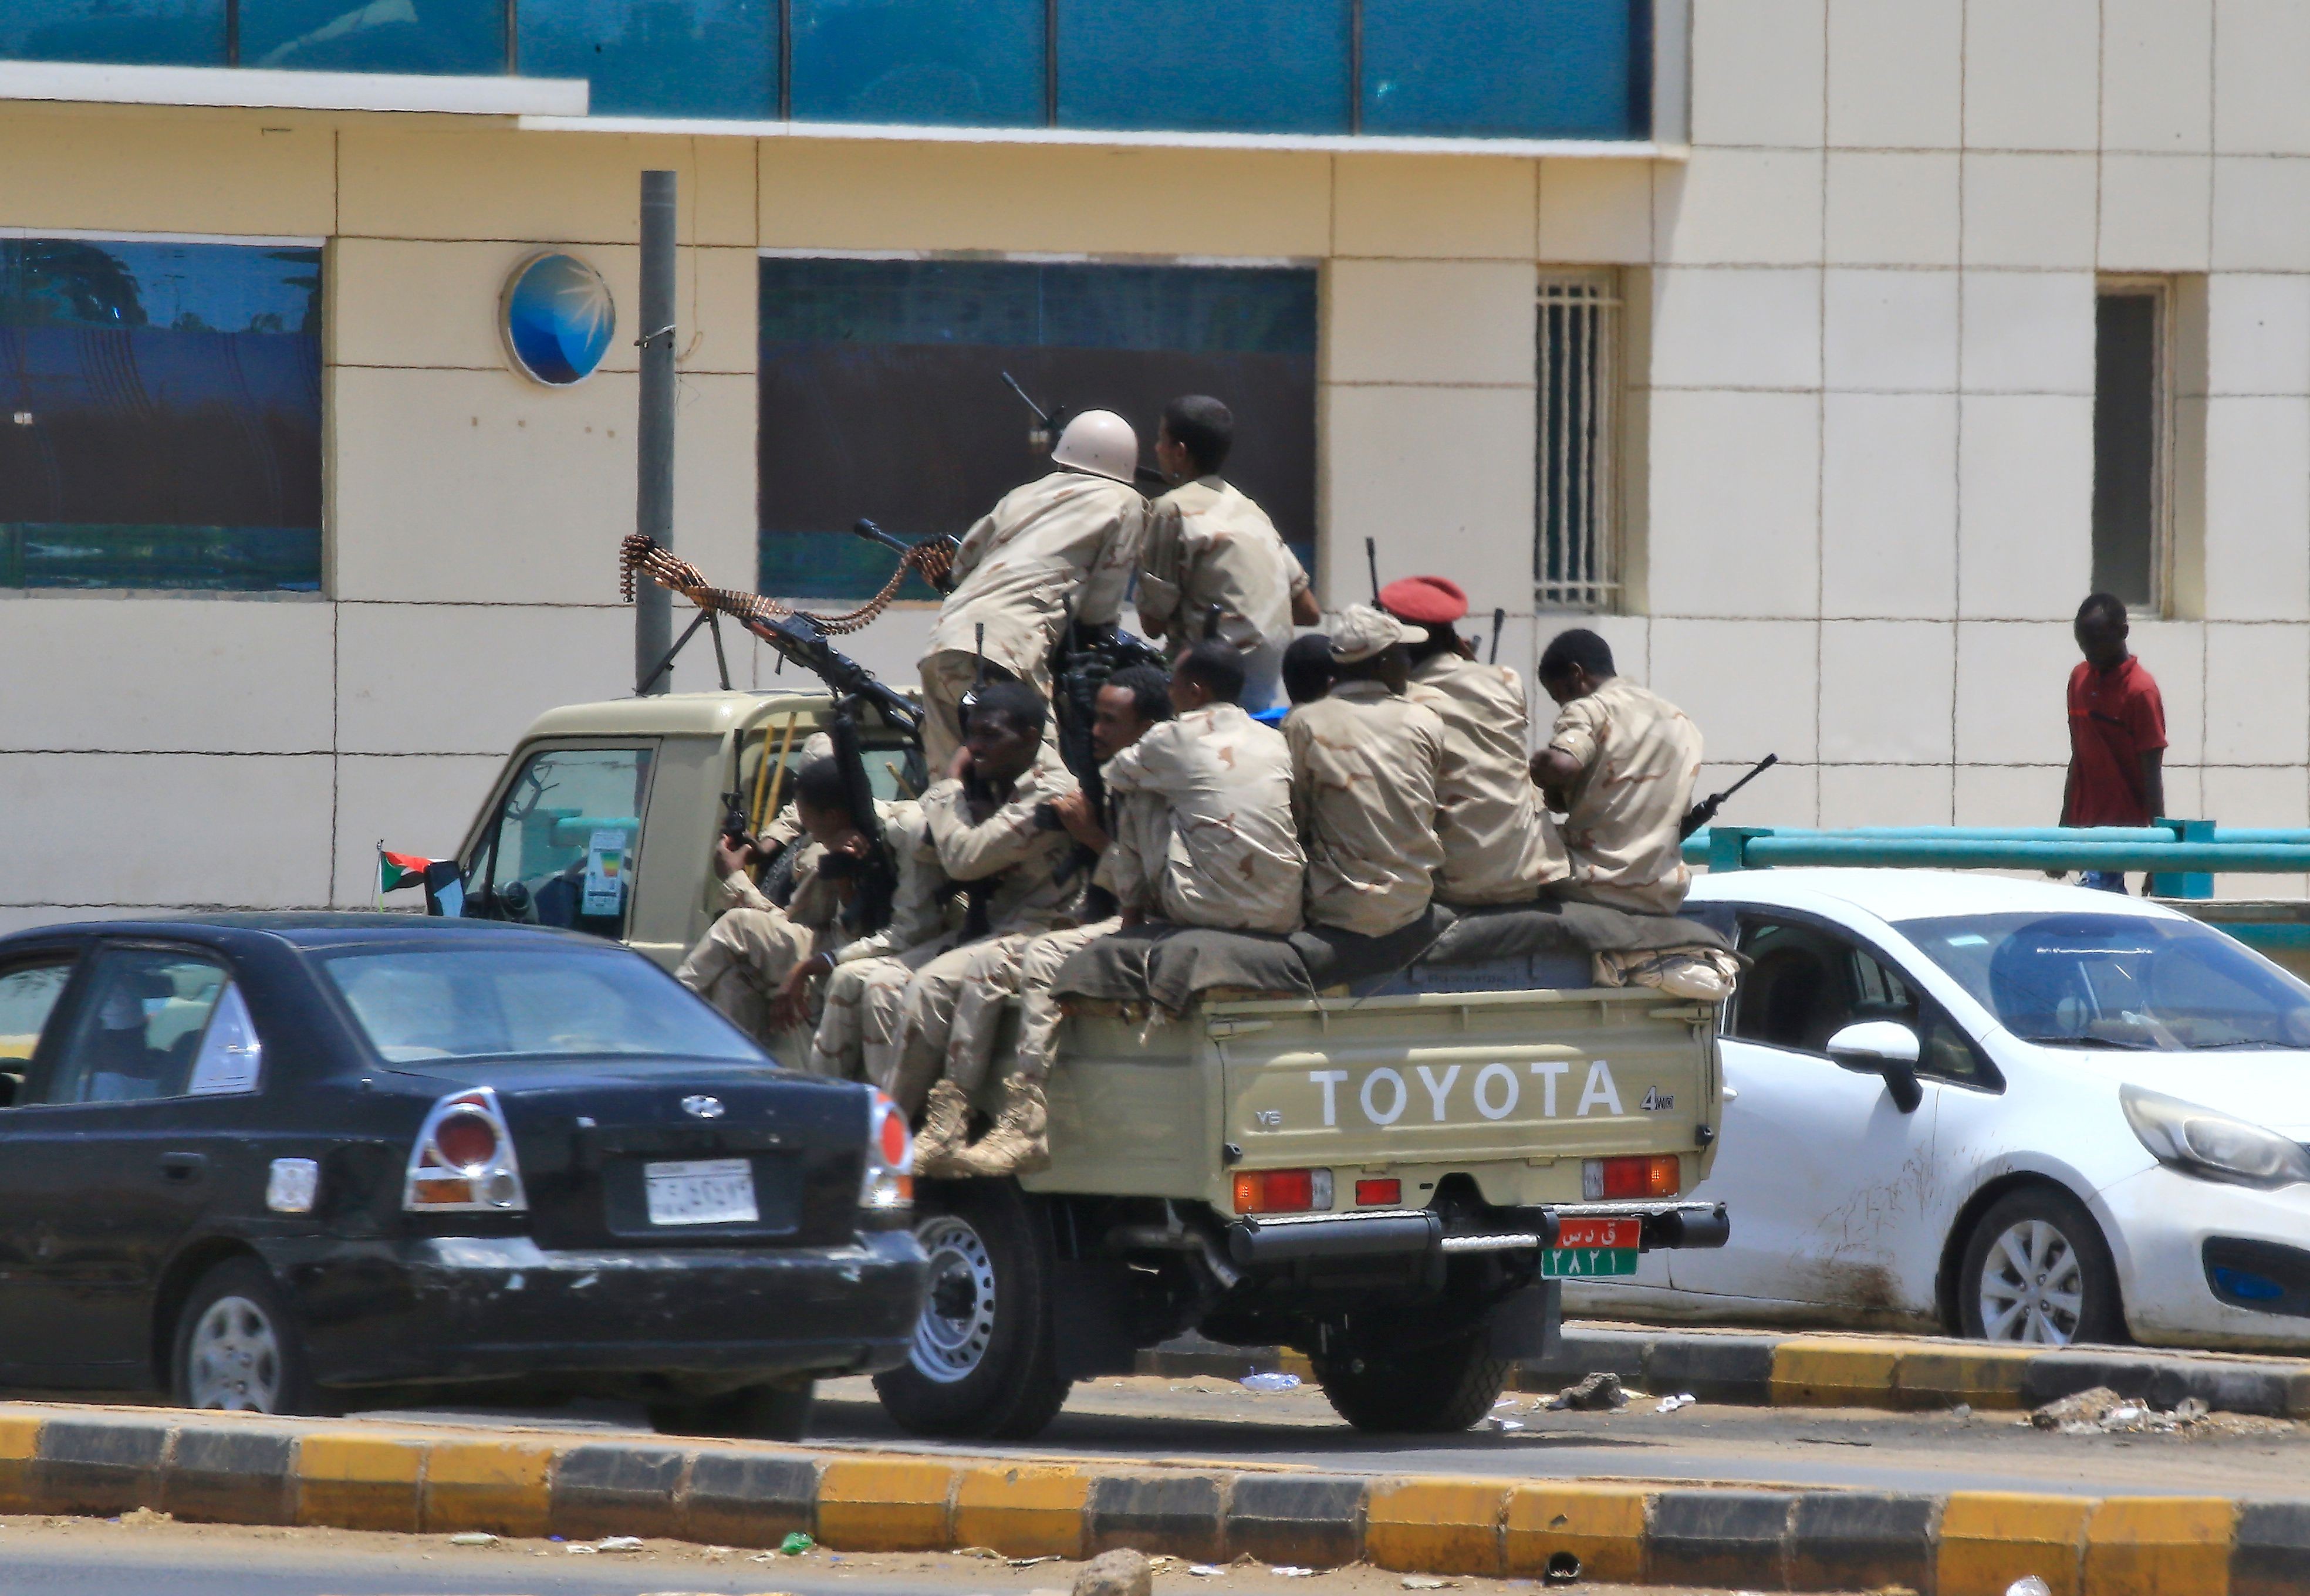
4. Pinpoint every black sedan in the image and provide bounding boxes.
[0,914,924,1438]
